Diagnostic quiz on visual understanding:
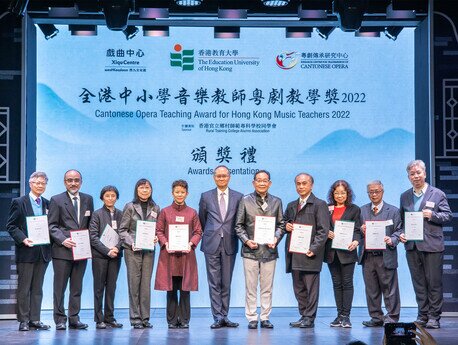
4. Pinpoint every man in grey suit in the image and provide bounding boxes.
[359,180,402,327]
[48,169,94,330]
[199,165,243,329]
[400,160,452,329]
